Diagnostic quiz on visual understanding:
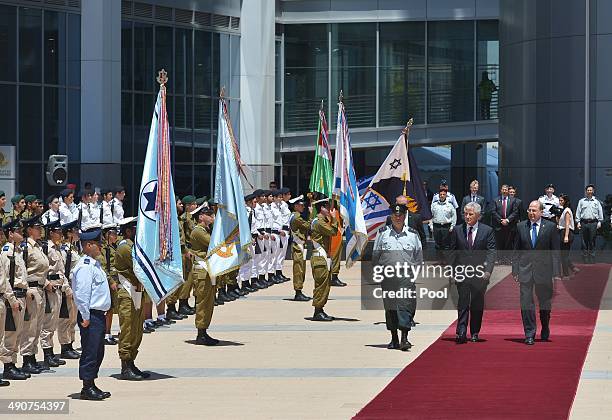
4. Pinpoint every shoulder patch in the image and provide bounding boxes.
[406,226,418,234]
[378,225,389,233]
[84,257,90,264]
[2,245,8,251]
